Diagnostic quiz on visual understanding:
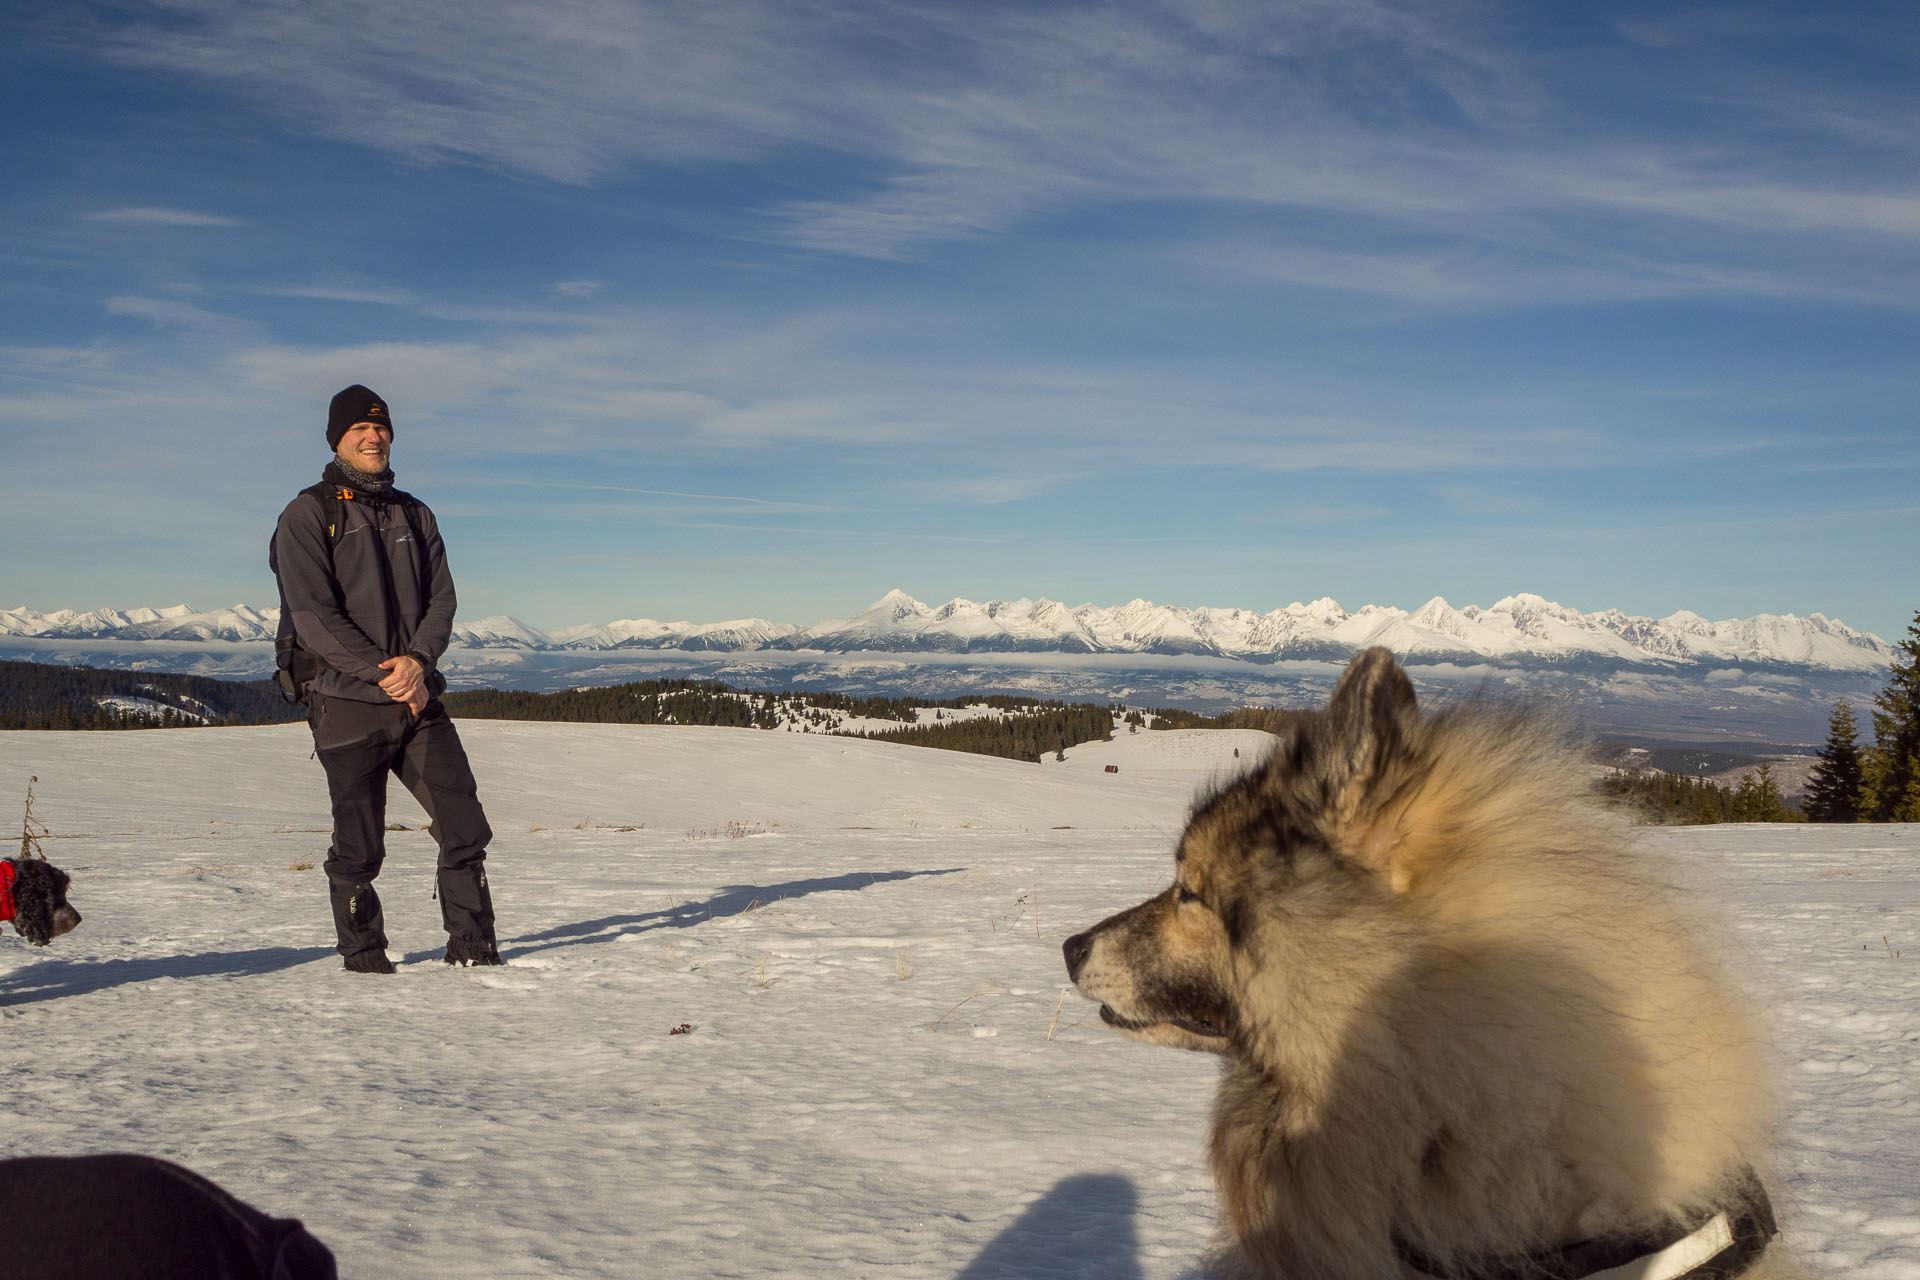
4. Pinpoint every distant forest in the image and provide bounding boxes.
[851,701,1120,763]
[446,681,926,729]
[1597,766,1797,825]
[1145,706,1316,734]
[444,681,1127,764]
[0,659,303,730]
[0,663,1127,764]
